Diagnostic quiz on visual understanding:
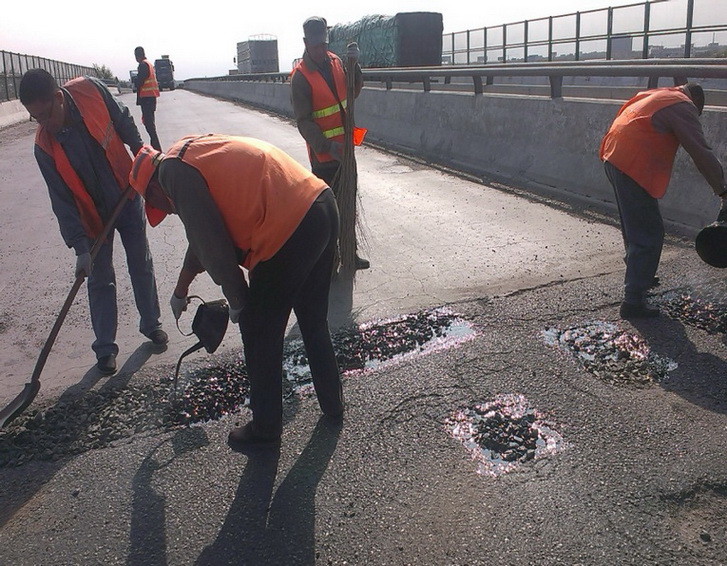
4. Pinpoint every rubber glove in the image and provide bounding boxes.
[75,252,92,278]
[346,42,360,61]
[170,293,189,320]
[329,141,343,162]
